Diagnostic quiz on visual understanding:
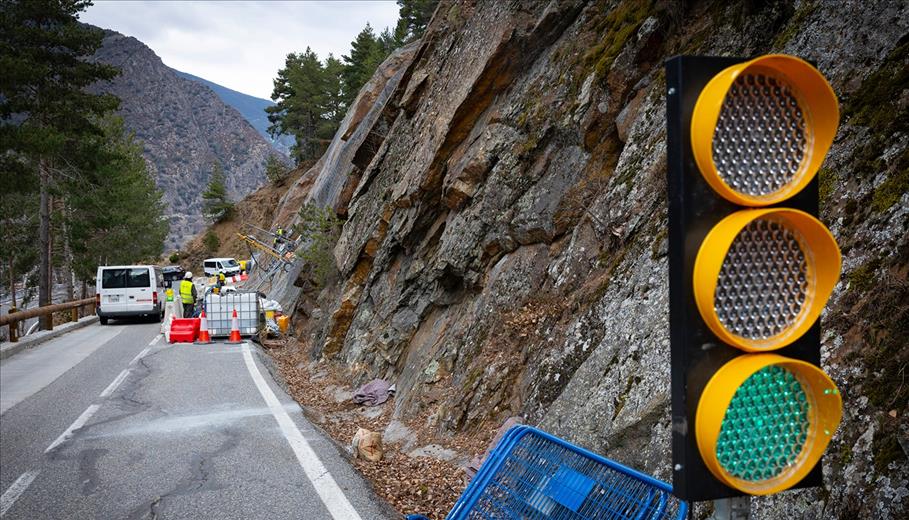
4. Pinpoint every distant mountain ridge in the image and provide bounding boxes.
[90,29,280,249]
[174,70,294,156]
